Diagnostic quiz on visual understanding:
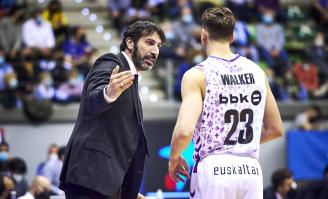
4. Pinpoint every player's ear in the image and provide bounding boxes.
[229,34,234,44]
[201,28,207,45]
